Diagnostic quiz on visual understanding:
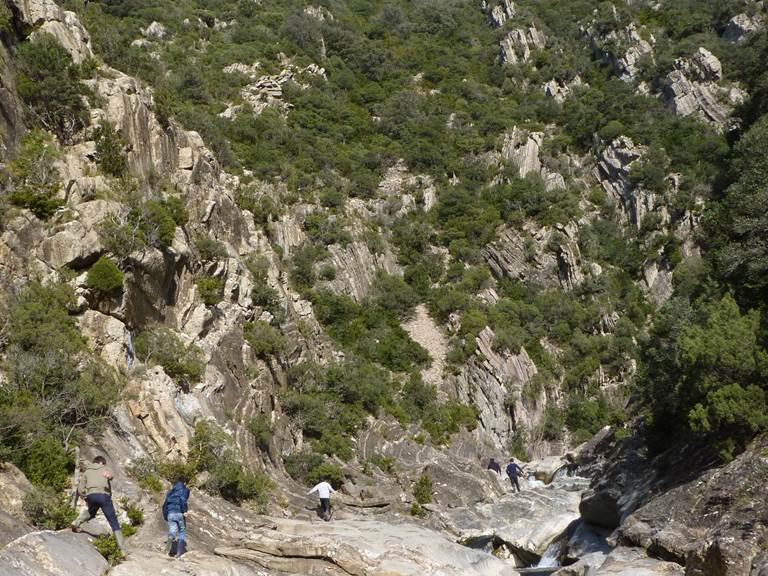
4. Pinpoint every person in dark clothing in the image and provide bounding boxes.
[506,458,524,492]
[71,456,125,554]
[487,457,501,475]
[163,477,191,557]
